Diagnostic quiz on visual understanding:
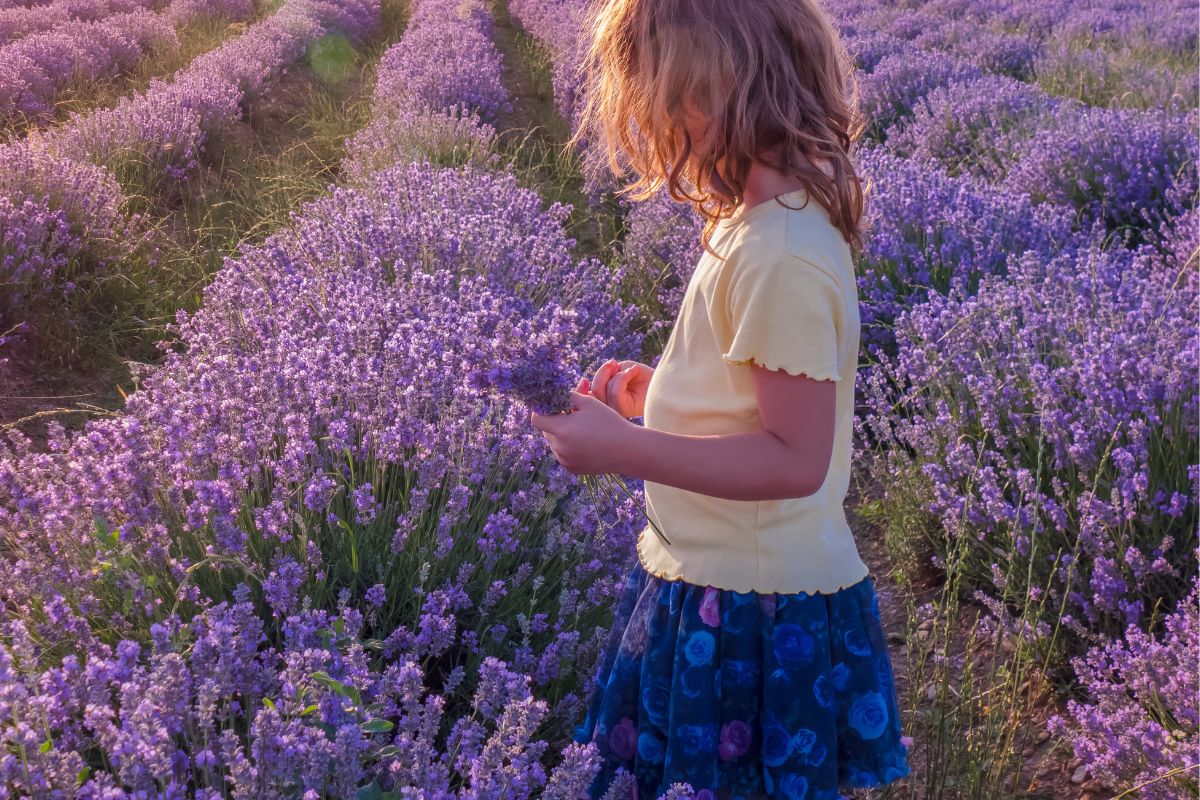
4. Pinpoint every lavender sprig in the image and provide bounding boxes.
[466,343,577,416]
